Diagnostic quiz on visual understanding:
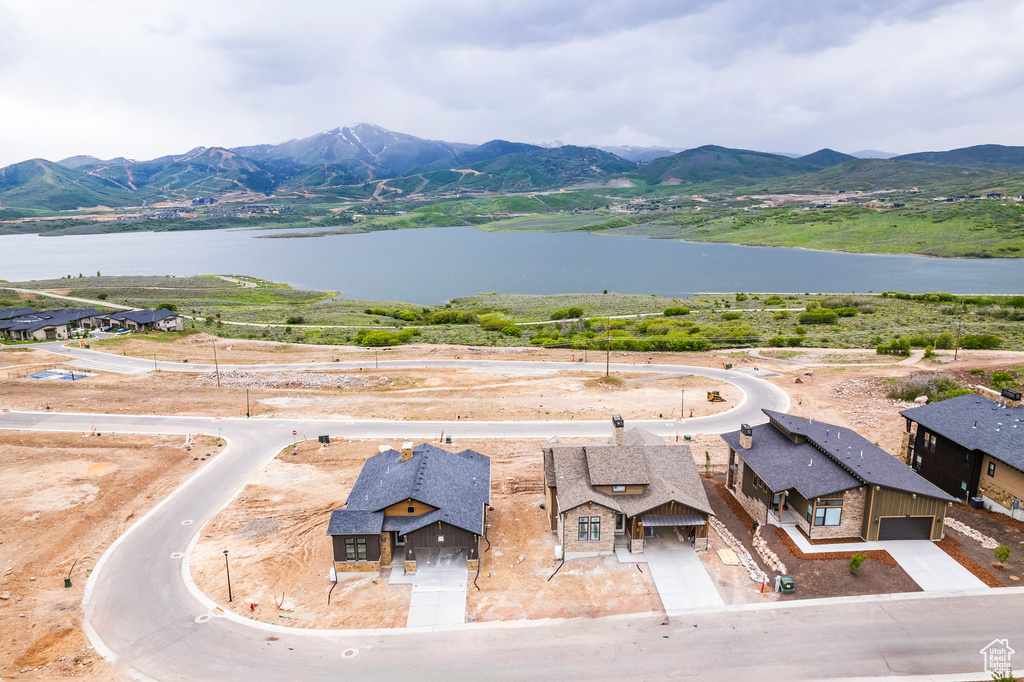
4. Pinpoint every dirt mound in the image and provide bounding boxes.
[180,333,219,345]
[14,628,81,669]
[194,370,390,389]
